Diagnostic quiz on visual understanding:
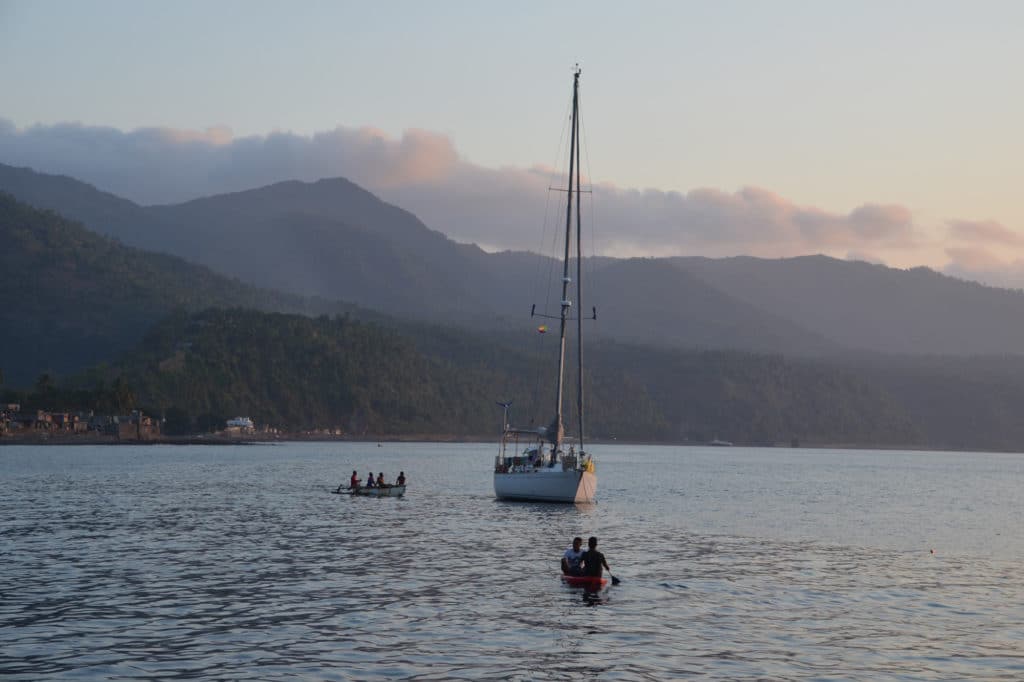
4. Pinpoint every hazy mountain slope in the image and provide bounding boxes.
[585,258,837,354]
[0,163,168,250]
[589,342,921,446]
[0,166,500,322]
[0,192,351,386]
[0,164,834,352]
[835,352,1024,451]
[675,255,1024,355]
[143,179,498,319]
[9,162,1024,357]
